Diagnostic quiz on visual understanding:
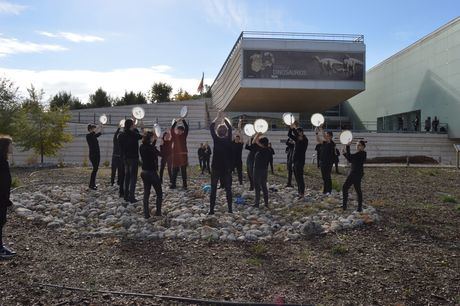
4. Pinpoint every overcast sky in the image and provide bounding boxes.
[0,0,458,102]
